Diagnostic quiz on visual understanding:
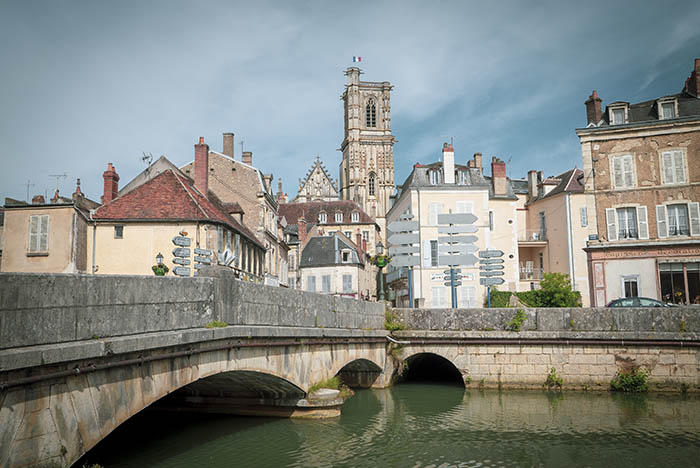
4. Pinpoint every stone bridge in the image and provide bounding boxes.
[2,272,700,468]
